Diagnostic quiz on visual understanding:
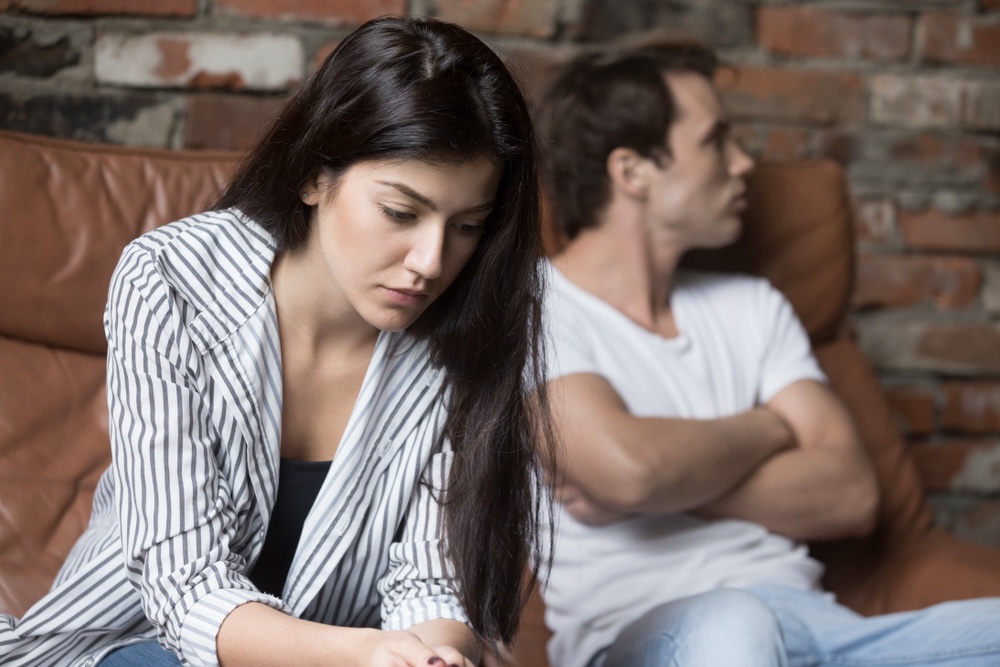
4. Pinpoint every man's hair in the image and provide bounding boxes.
[536,39,720,240]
